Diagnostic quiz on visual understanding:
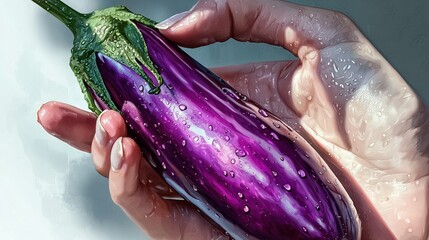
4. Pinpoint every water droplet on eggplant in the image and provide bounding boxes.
[270,132,279,140]
[298,169,307,178]
[235,149,247,157]
[243,205,250,213]
[212,140,221,152]
[179,104,187,111]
